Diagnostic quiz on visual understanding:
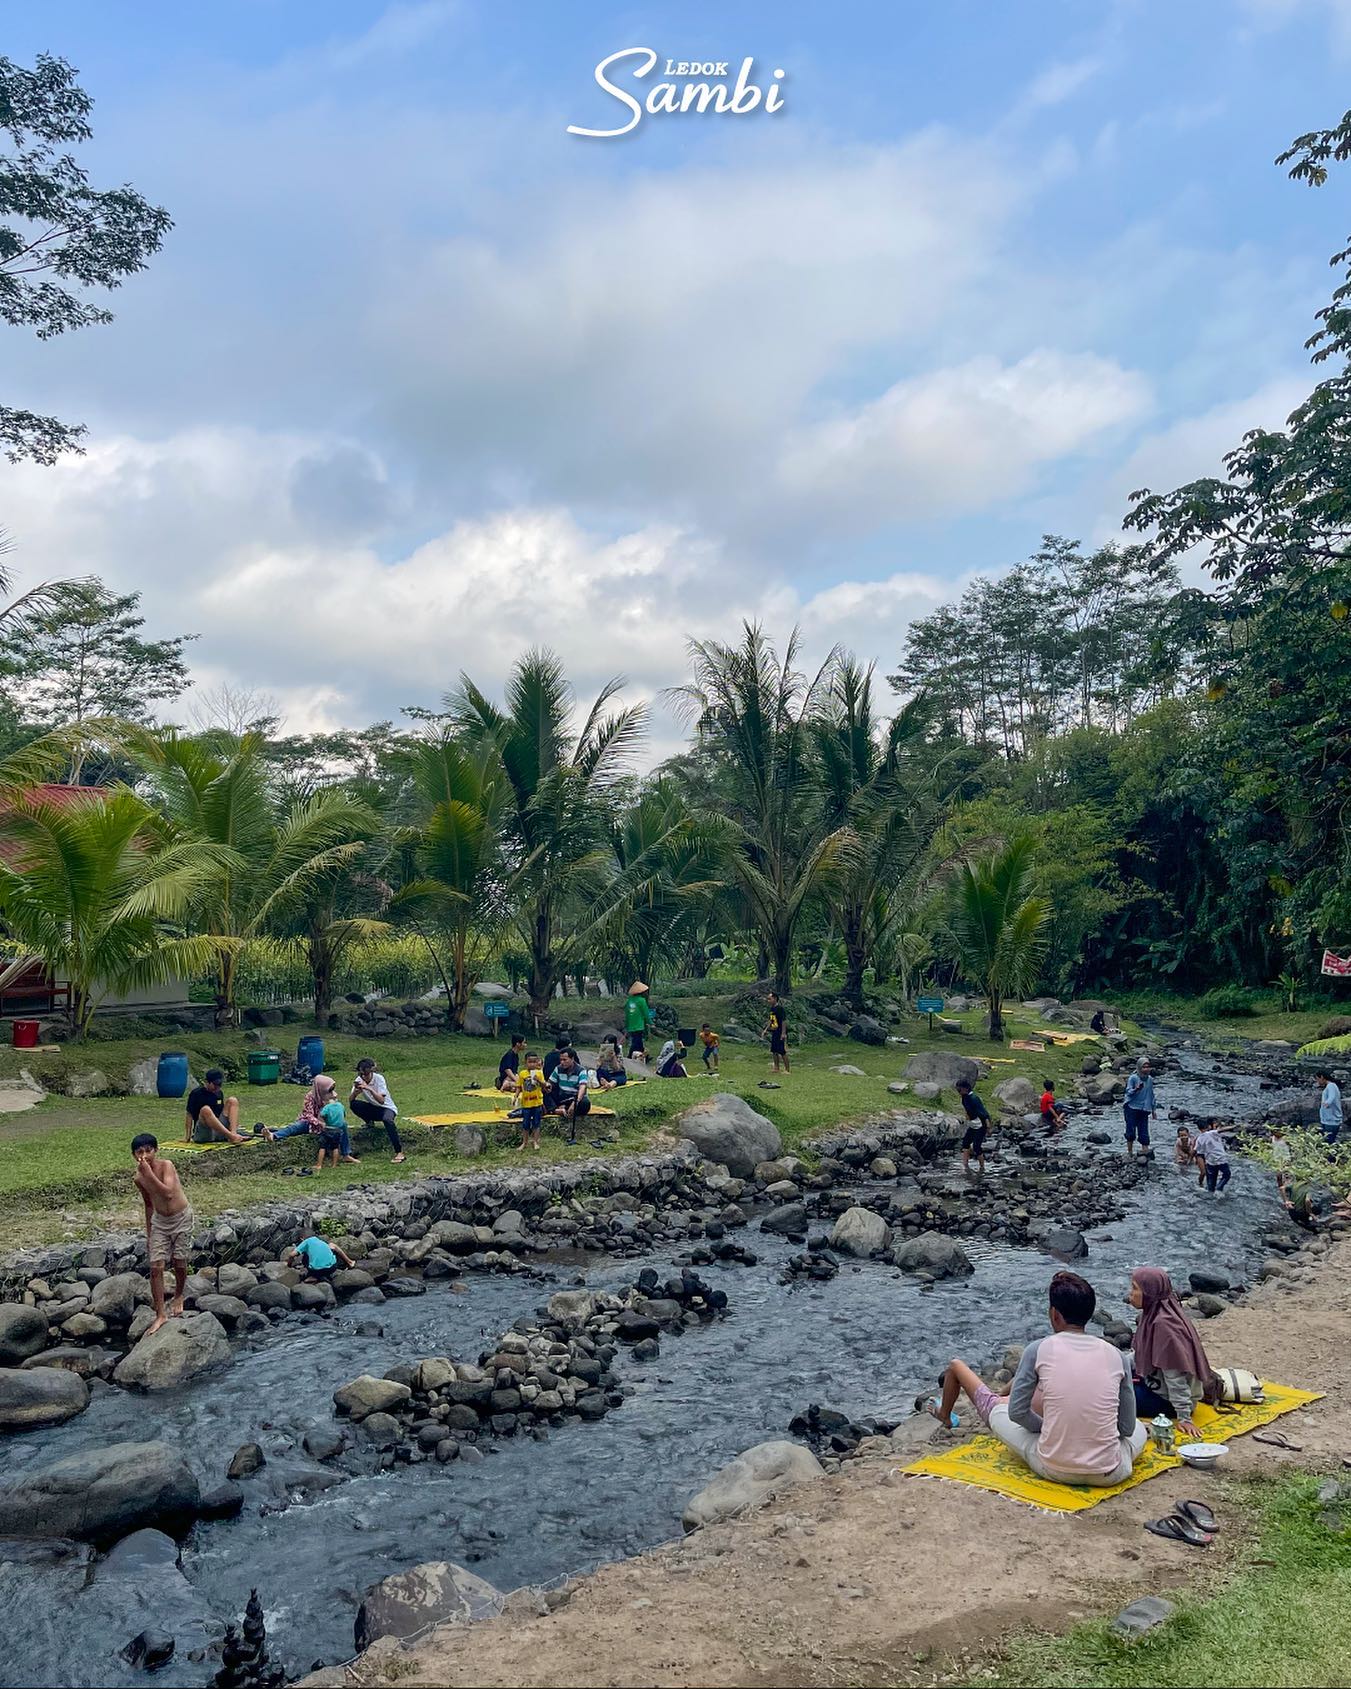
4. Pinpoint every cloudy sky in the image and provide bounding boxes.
[2,0,1348,760]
